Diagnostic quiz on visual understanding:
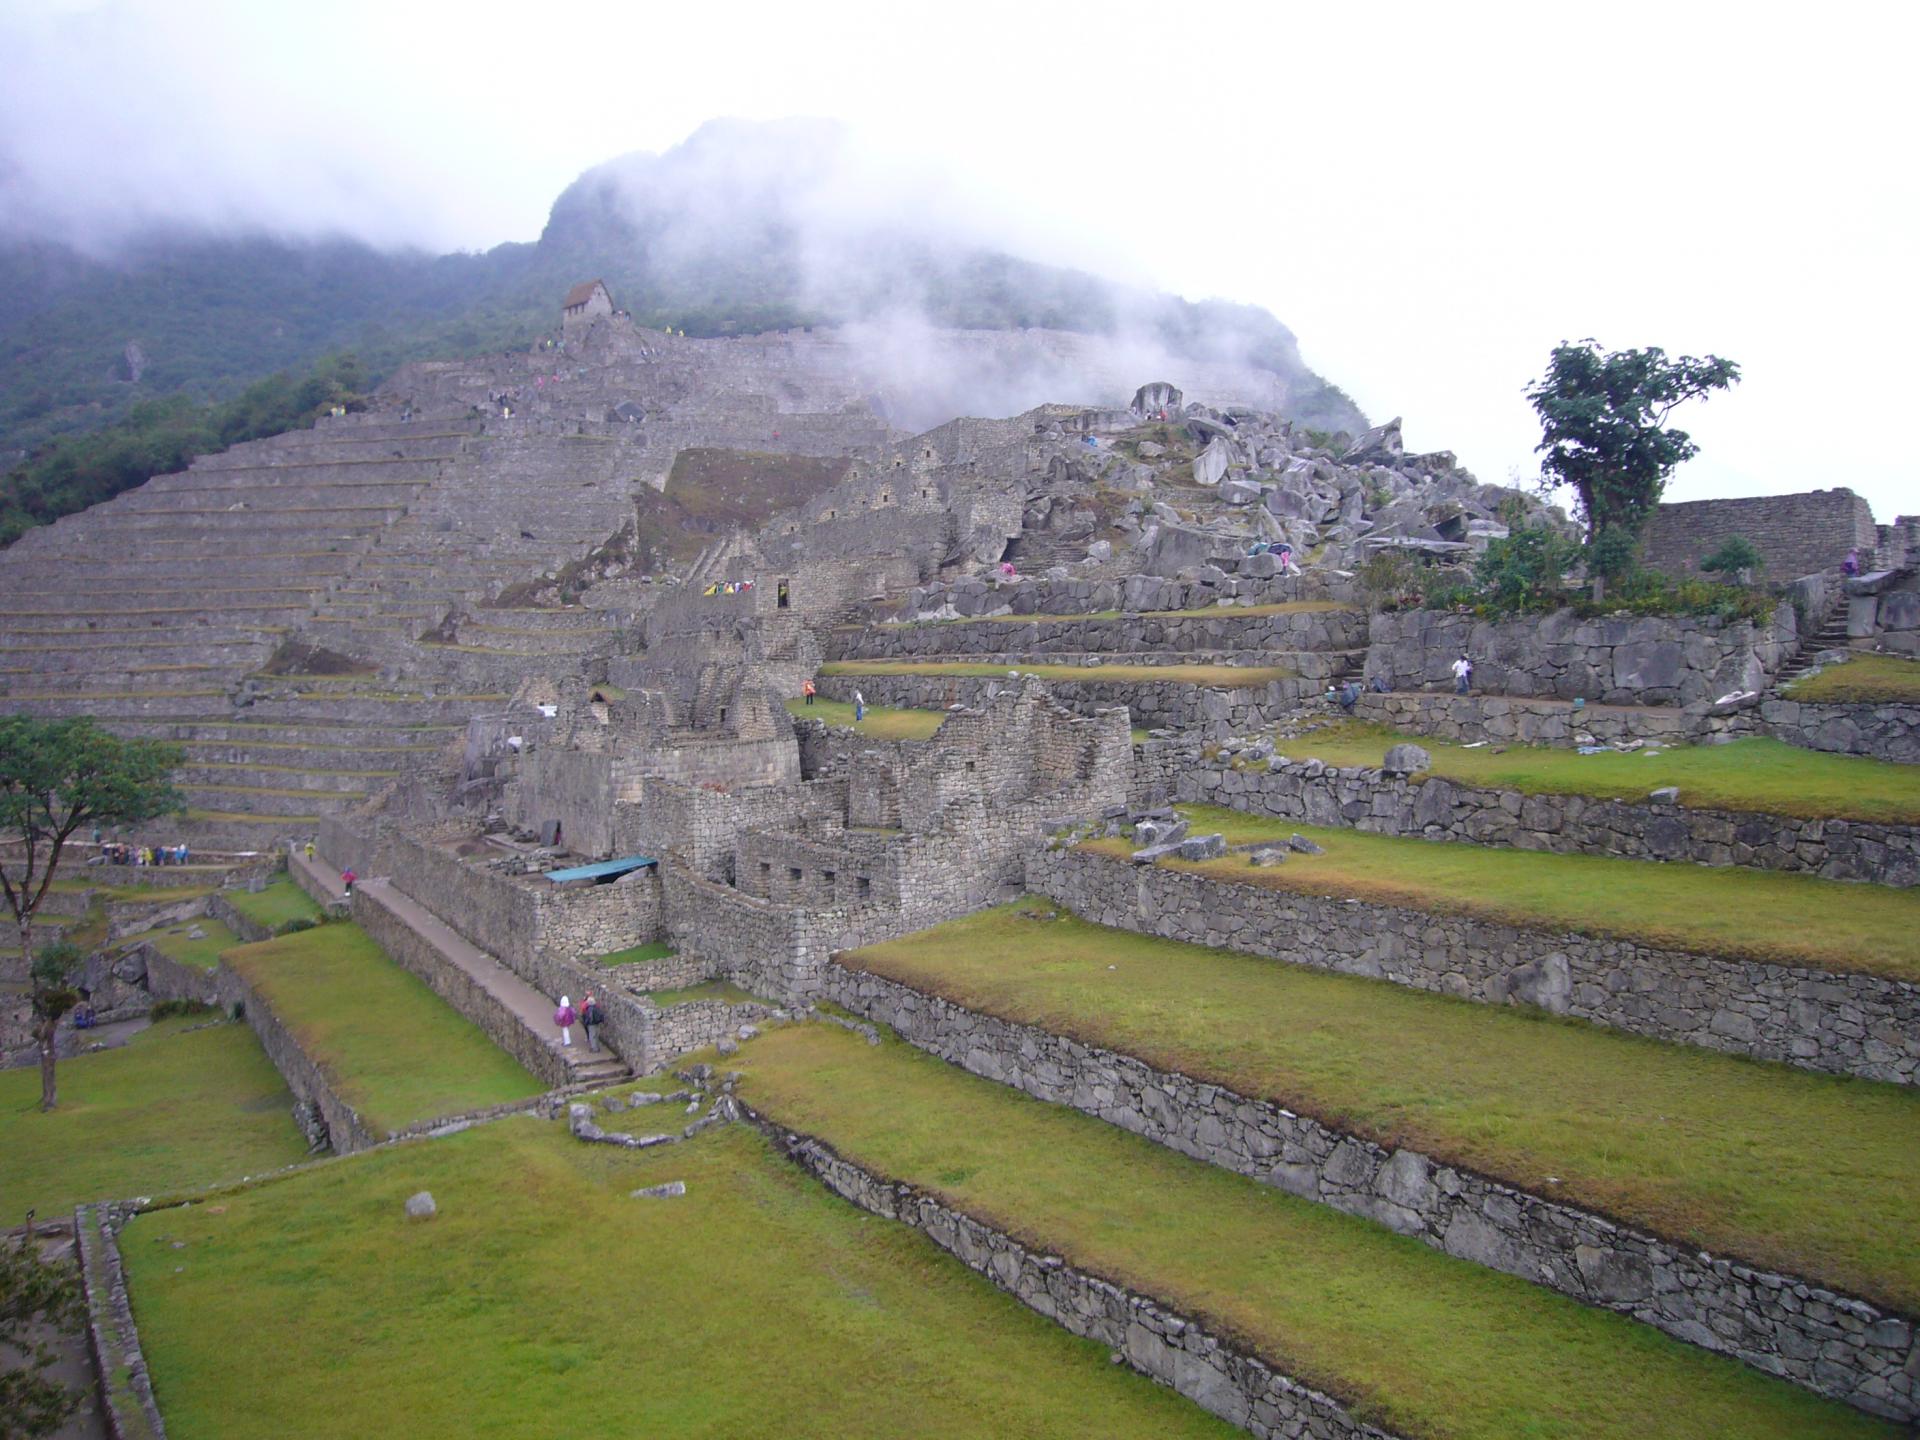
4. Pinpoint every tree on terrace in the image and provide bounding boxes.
[0,717,182,1110]
[0,1229,85,1440]
[1526,341,1740,596]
